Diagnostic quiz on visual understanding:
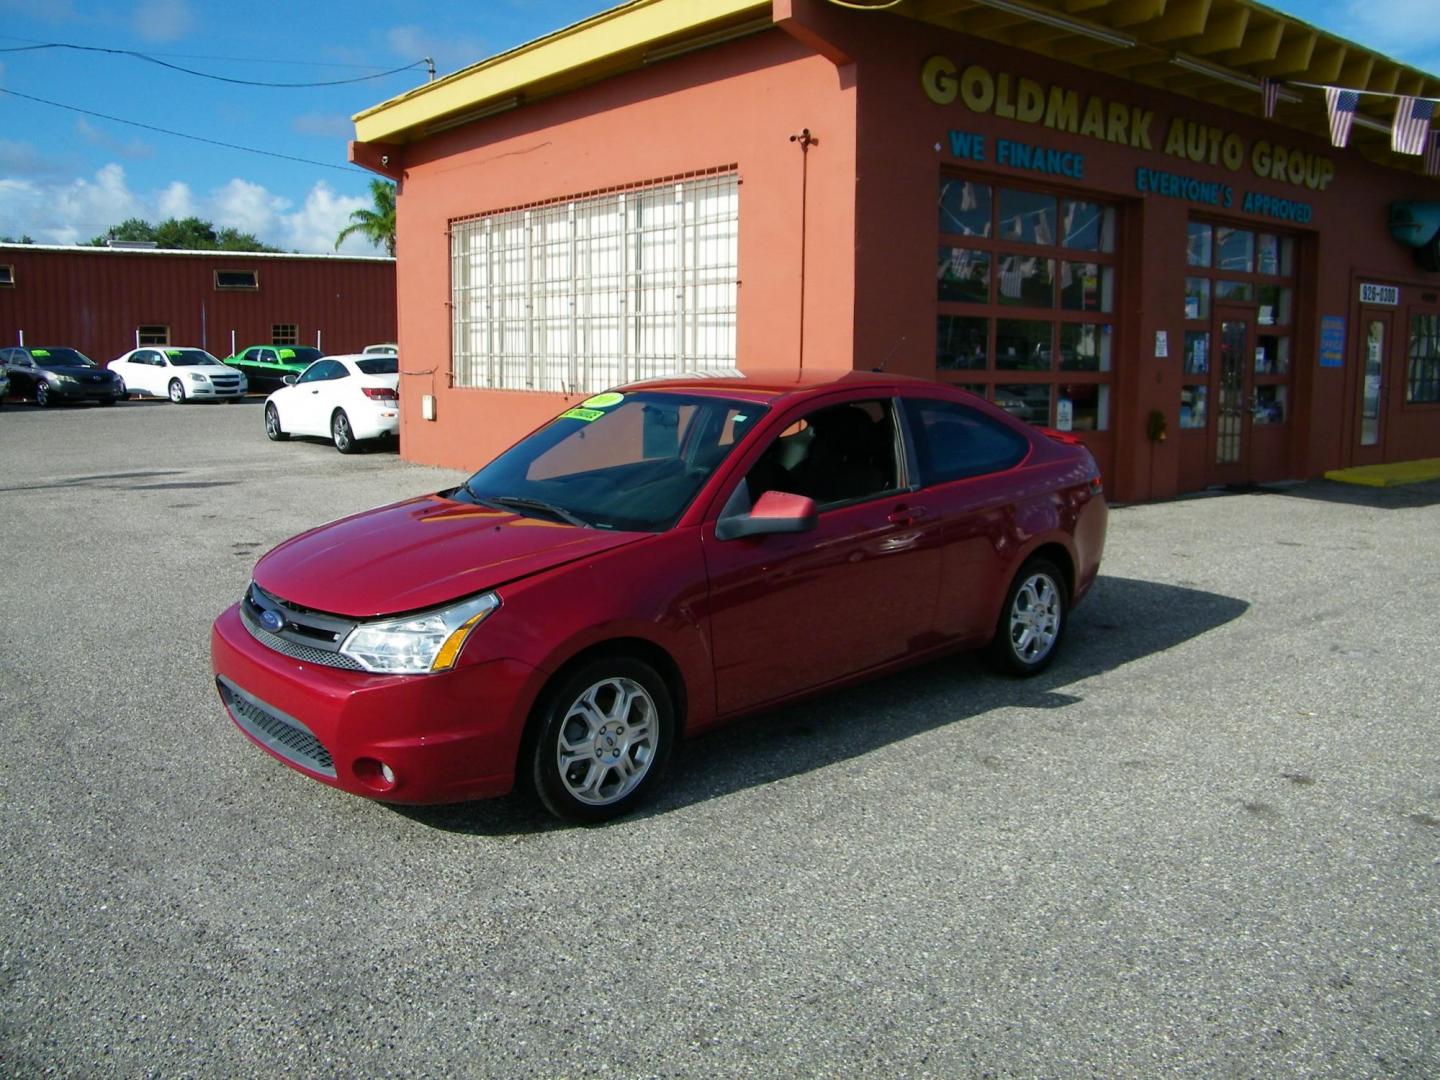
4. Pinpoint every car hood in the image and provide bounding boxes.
[46,365,117,377]
[252,493,647,617]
